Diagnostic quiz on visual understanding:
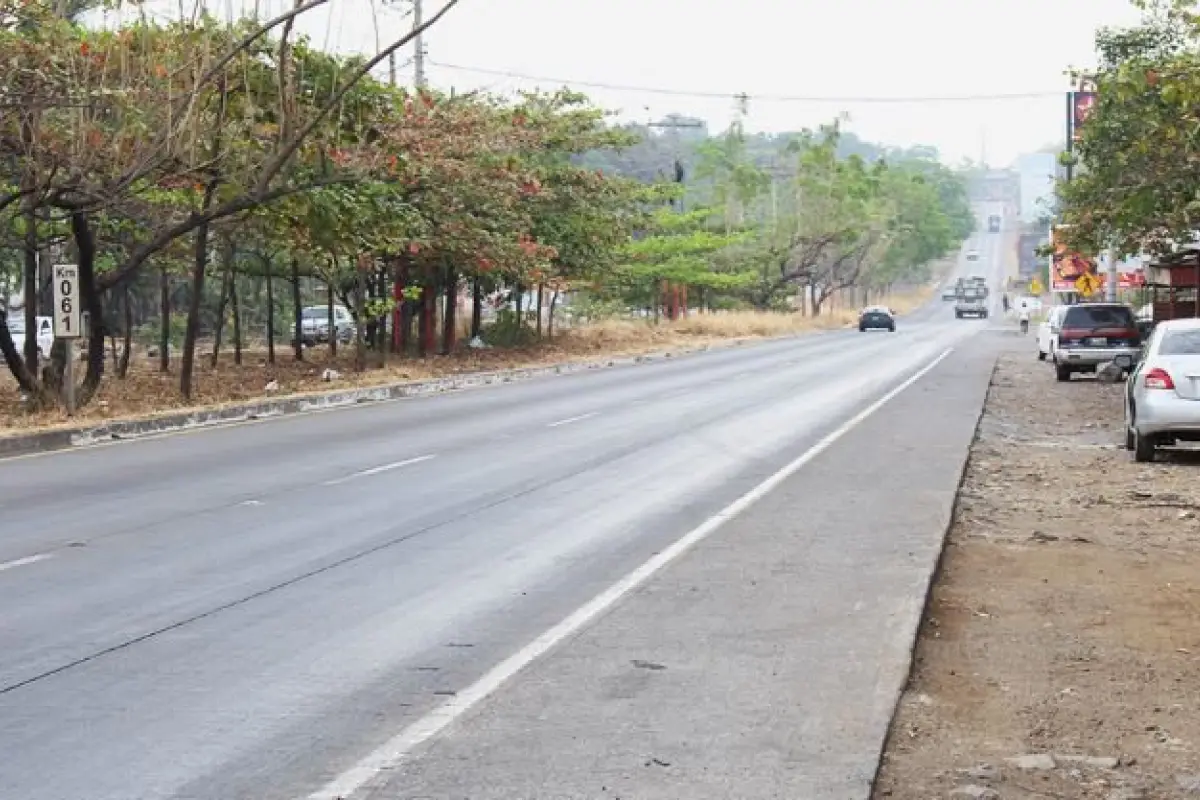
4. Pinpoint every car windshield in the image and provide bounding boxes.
[1158,328,1200,355]
[301,308,326,320]
[864,306,888,314]
[1062,305,1135,328]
